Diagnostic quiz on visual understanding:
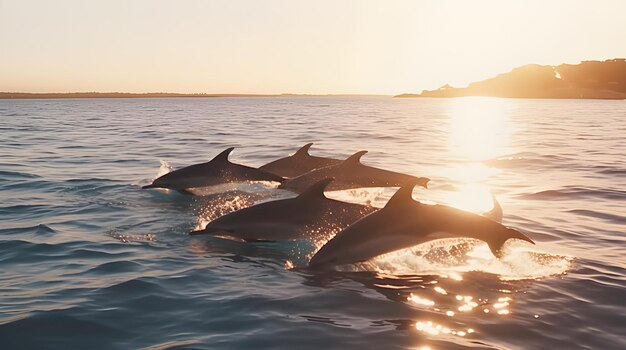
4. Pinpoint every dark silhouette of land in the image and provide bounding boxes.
[397,59,626,99]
